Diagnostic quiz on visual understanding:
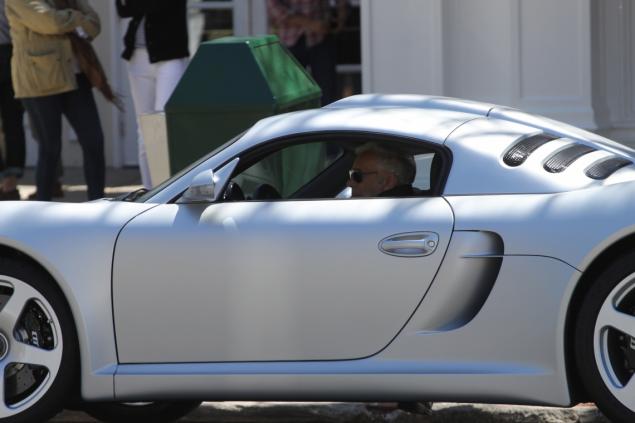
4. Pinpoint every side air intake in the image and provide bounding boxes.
[585,157,632,180]
[503,134,555,167]
[543,144,596,173]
